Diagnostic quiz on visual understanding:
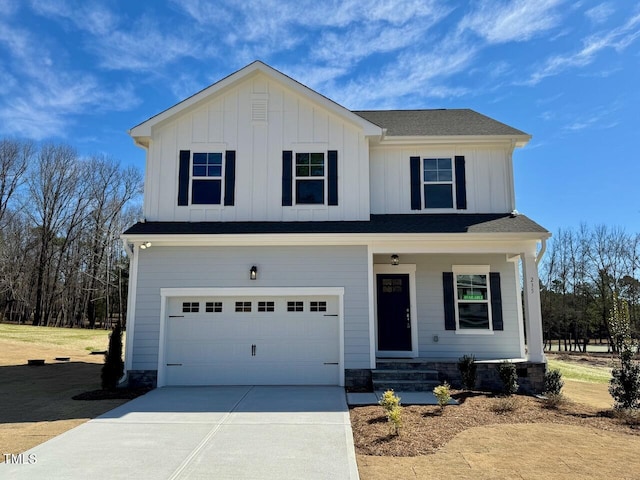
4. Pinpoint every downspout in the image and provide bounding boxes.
[535,238,547,266]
